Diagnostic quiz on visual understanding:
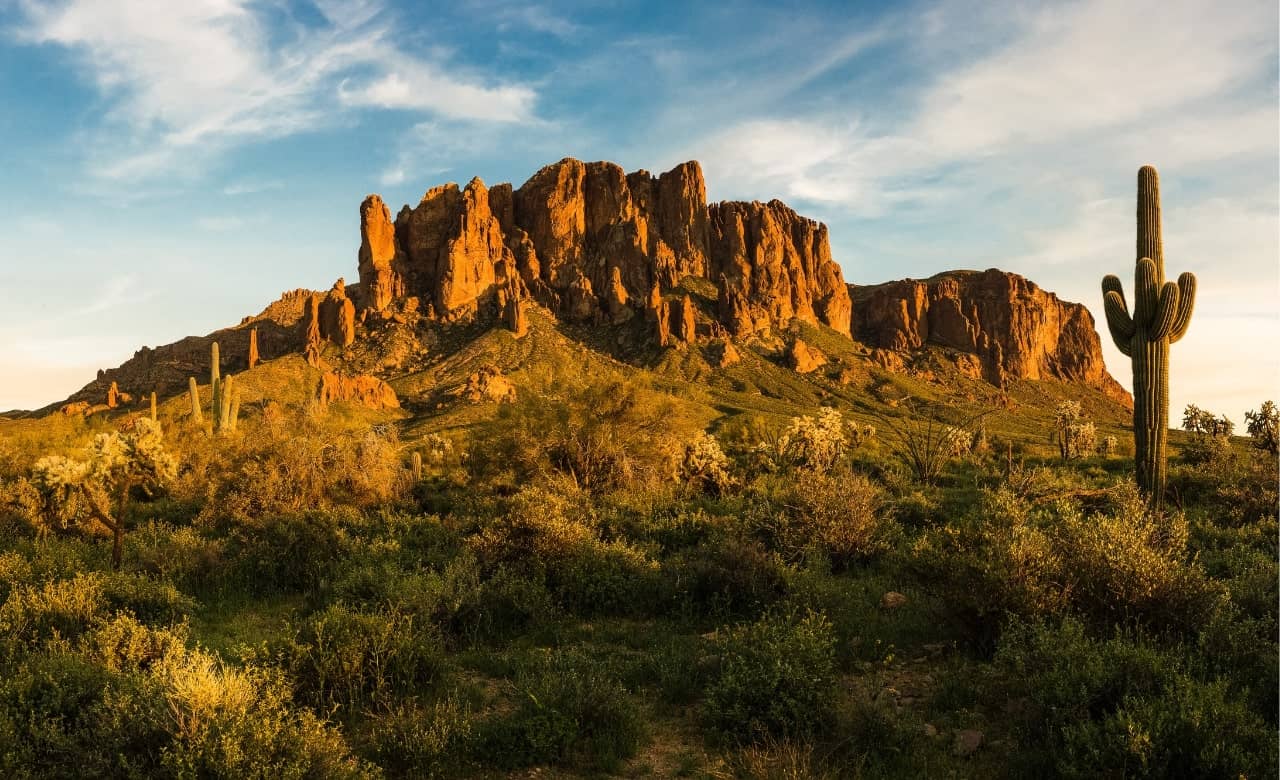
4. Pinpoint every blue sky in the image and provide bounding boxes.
[0,0,1276,421]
